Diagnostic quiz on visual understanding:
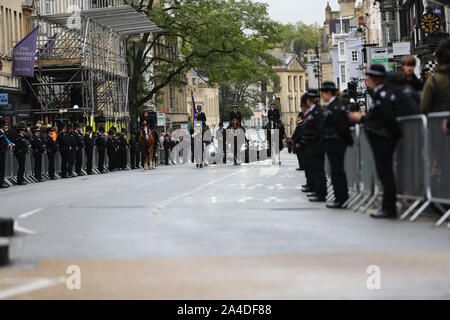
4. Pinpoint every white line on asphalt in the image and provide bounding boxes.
[18,208,43,219]
[13,221,36,235]
[0,277,66,300]
[151,170,243,216]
